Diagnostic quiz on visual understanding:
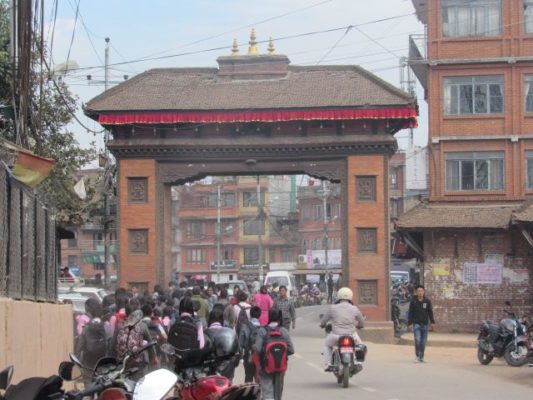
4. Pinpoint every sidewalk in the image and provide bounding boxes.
[398,332,477,348]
